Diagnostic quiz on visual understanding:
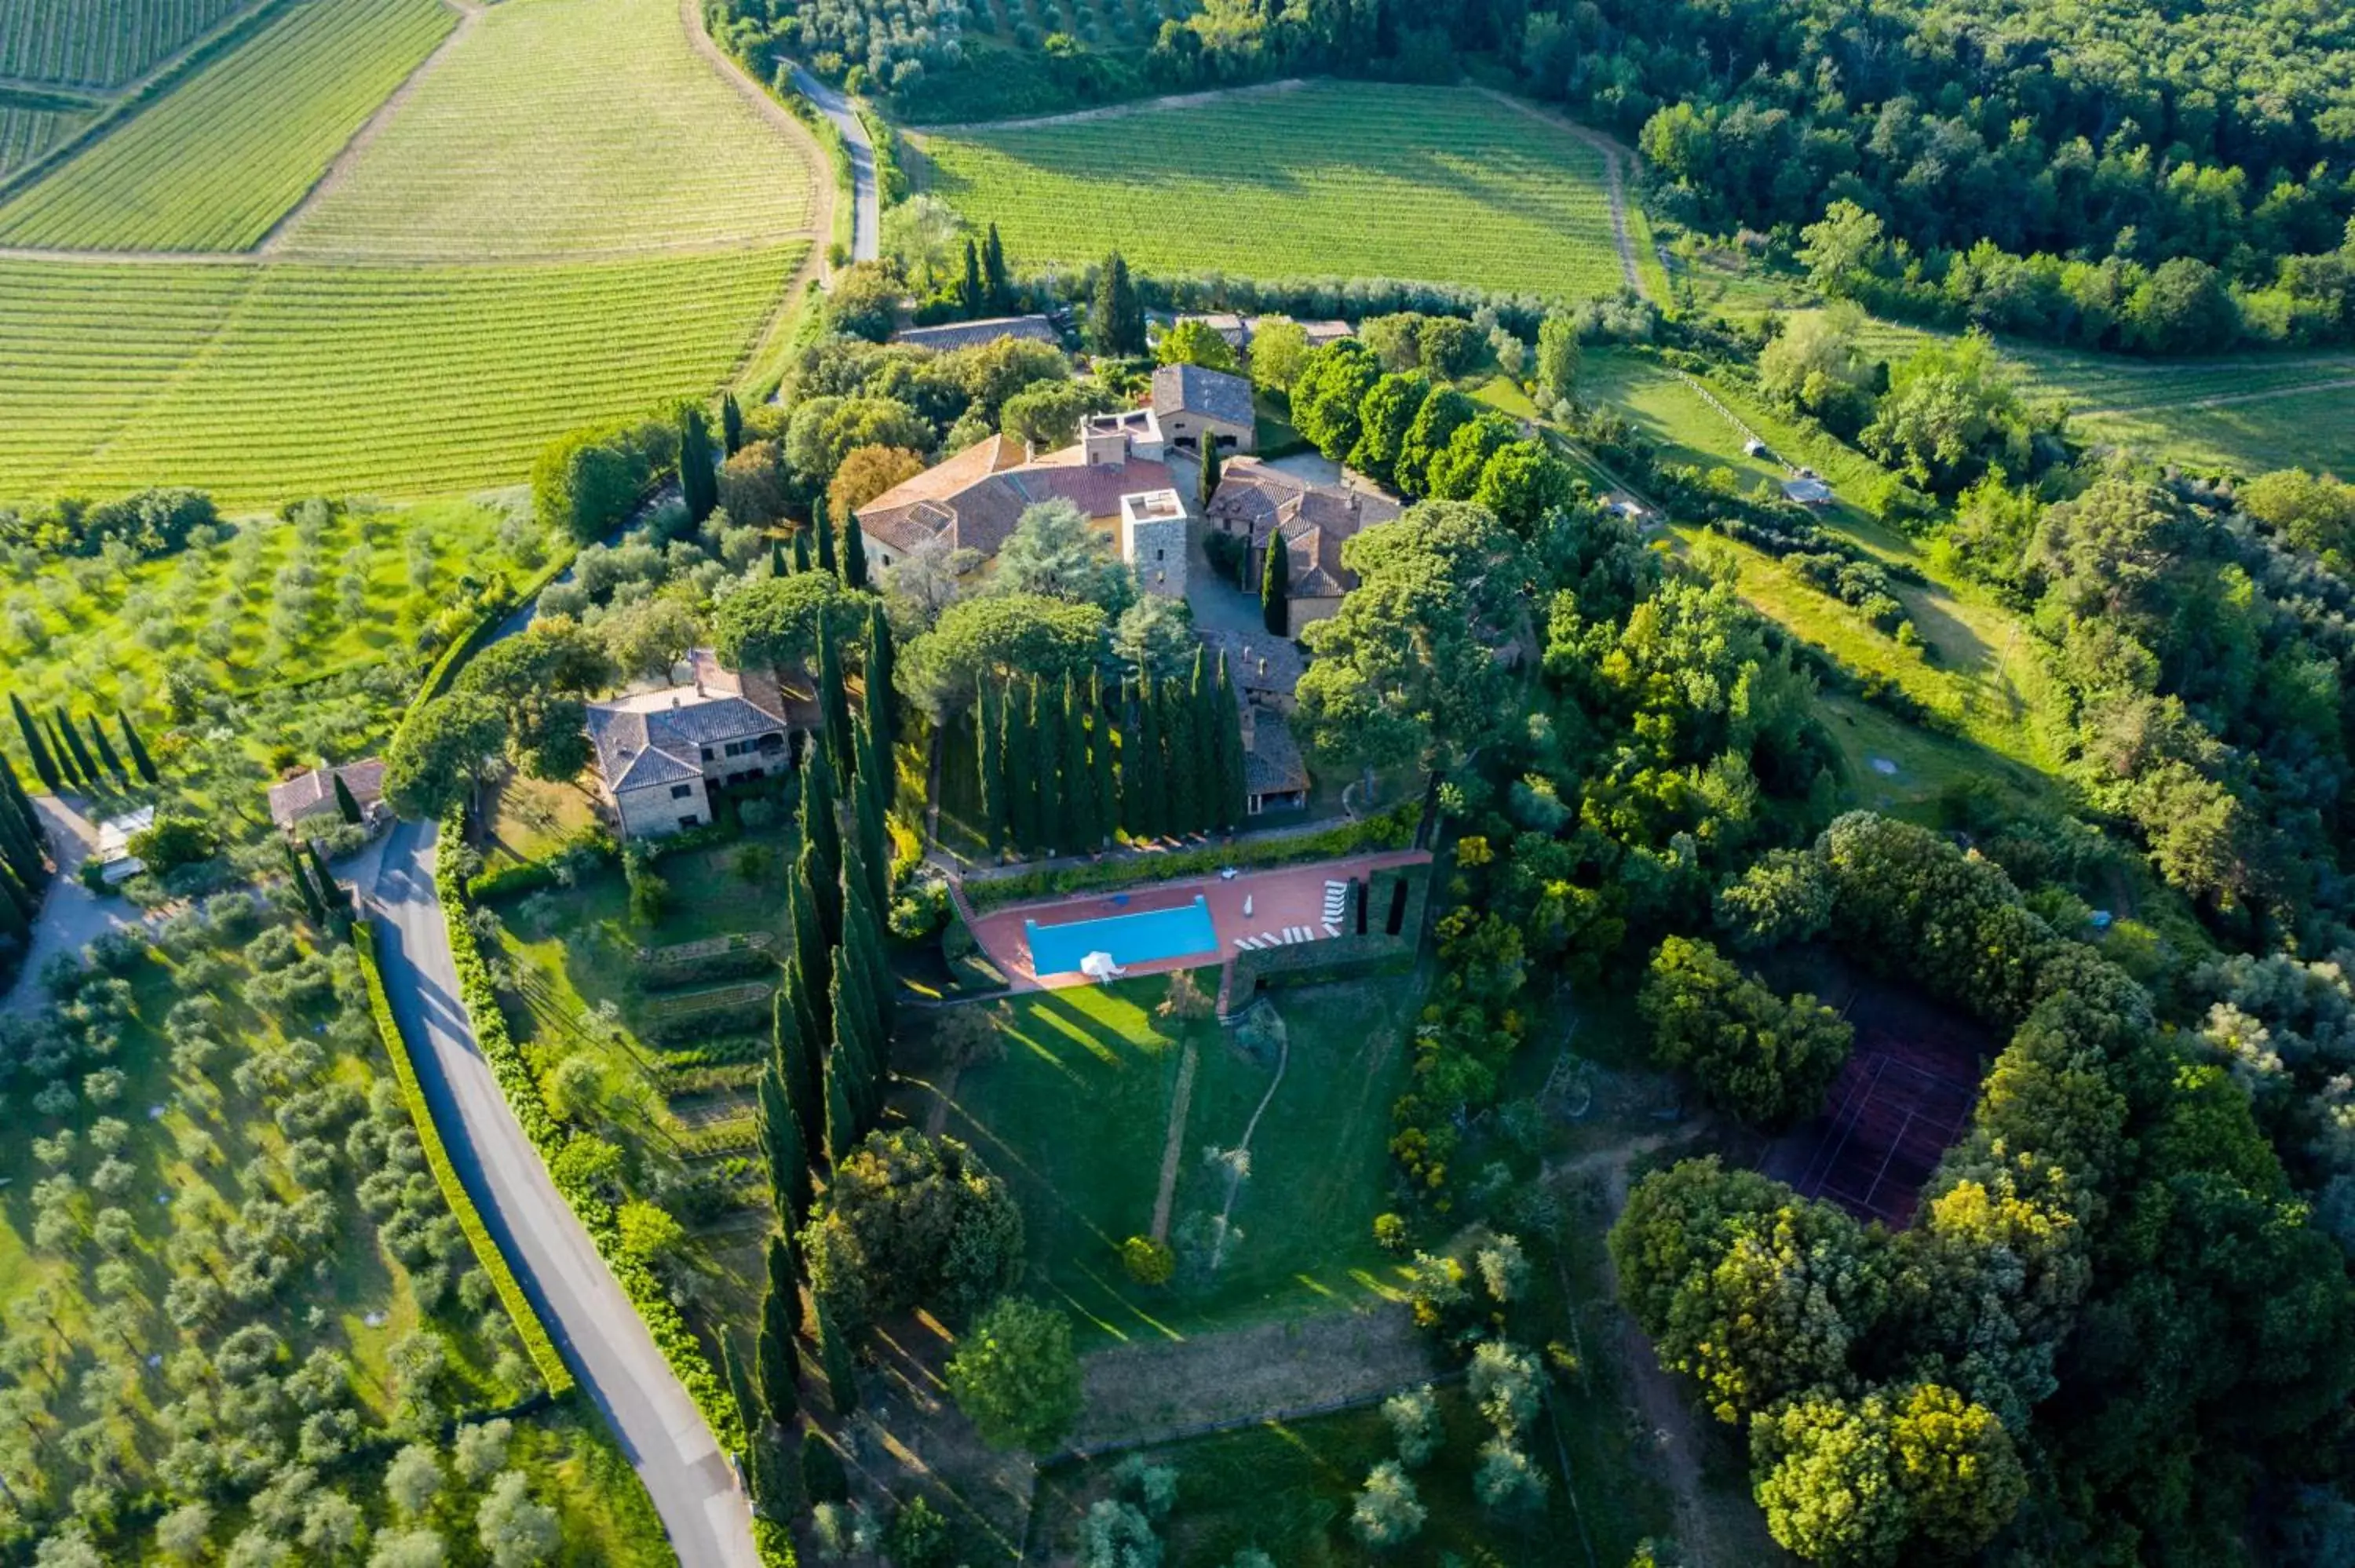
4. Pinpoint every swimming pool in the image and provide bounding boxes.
[1027,896,1219,976]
